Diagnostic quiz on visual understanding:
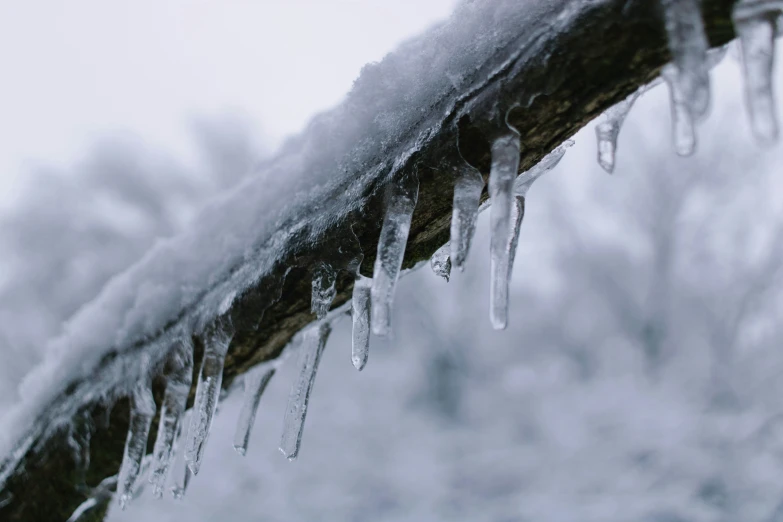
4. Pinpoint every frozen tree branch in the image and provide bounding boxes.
[0,0,739,520]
